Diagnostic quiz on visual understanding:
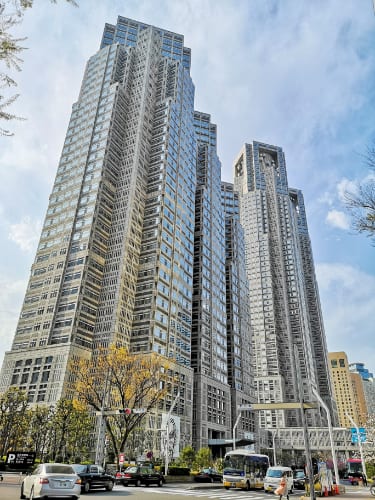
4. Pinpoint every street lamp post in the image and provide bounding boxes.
[233,404,252,450]
[293,345,315,500]
[345,413,367,480]
[312,387,339,488]
[272,429,277,466]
